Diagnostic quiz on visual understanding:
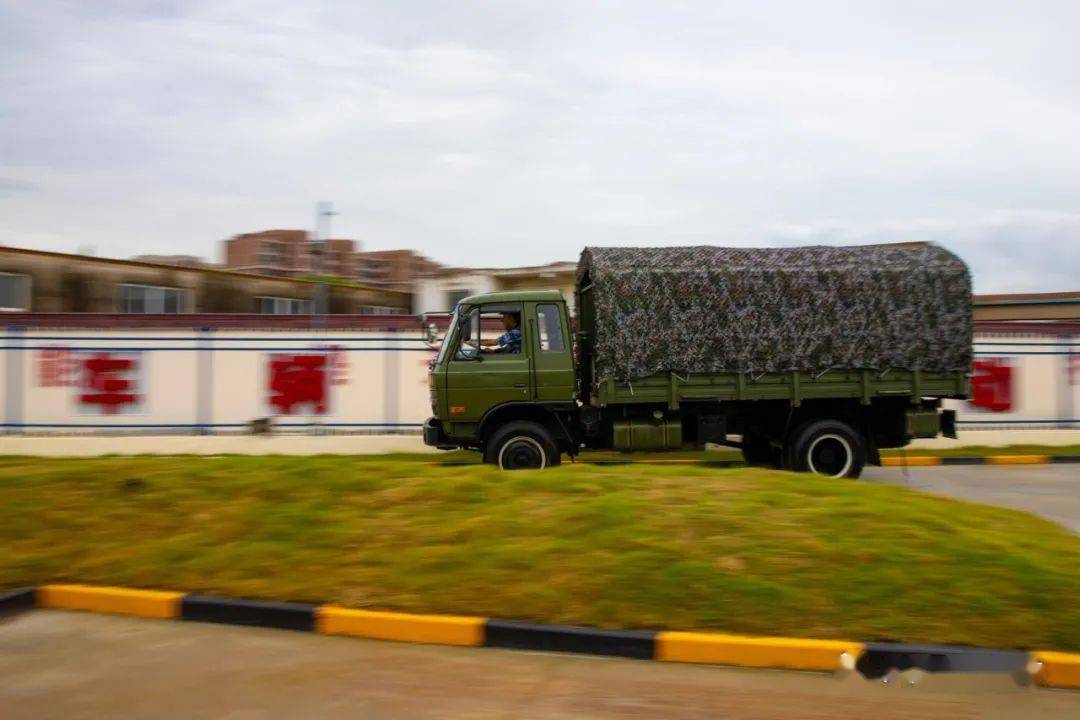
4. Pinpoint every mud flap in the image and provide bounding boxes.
[941,409,958,439]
